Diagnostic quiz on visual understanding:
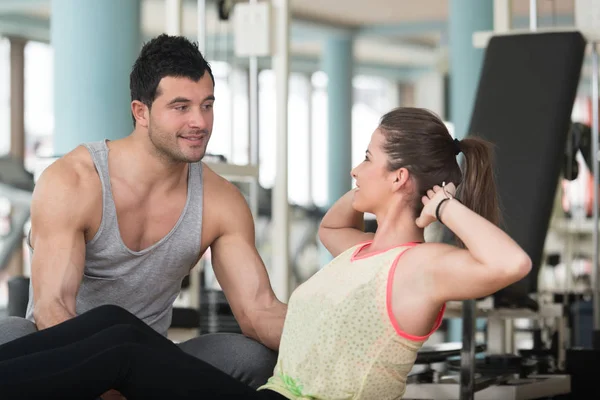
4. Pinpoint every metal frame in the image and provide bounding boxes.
[166,0,183,35]
[404,375,571,400]
[460,300,476,399]
[445,302,568,368]
[197,0,206,53]
[271,0,291,302]
[0,183,31,273]
[443,301,564,319]
[248,0,260,221]
[529,0,538,32]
